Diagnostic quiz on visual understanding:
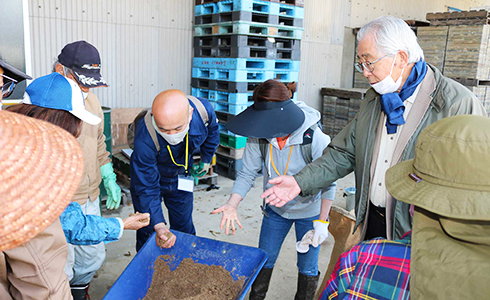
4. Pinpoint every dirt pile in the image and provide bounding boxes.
[143,256,244,300]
